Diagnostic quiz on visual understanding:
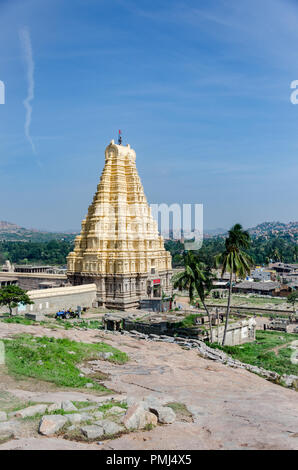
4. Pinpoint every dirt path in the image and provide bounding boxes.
[0,322,297,450]
[269,340,297,356]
